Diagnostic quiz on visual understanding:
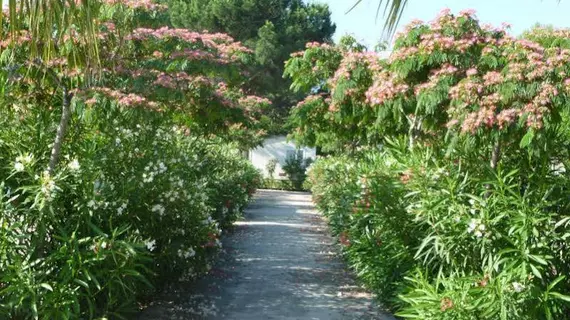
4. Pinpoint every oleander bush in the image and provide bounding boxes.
[287,9,570,319]
[310,141,570,318]
[0,1,263,318]
[282,153,313,191]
